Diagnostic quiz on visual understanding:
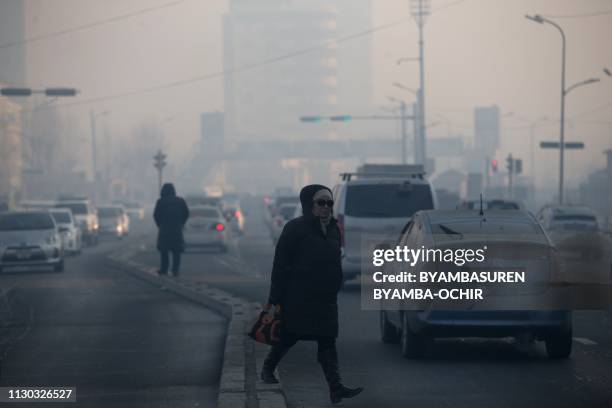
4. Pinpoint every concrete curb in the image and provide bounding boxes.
[105,249,288,408]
